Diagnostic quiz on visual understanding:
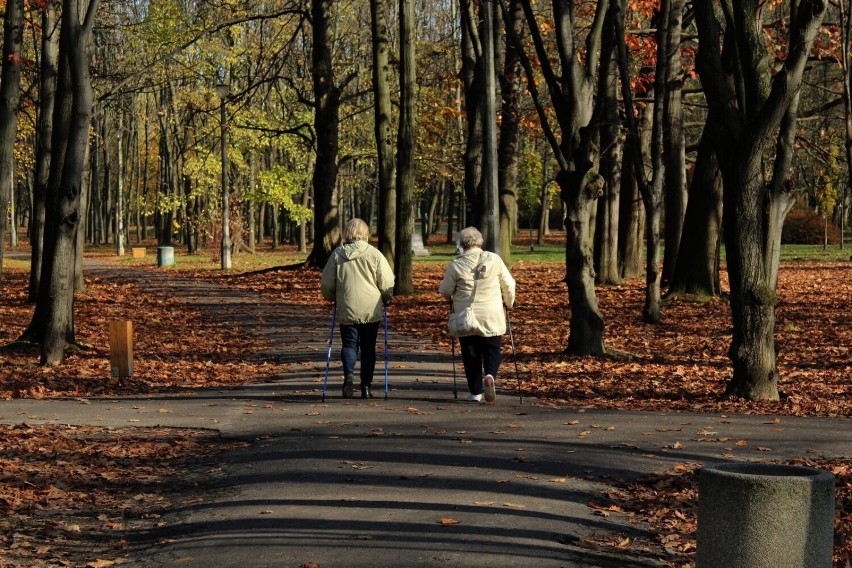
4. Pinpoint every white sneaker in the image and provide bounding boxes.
[467,393,483,402]
[483,374,496,403]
